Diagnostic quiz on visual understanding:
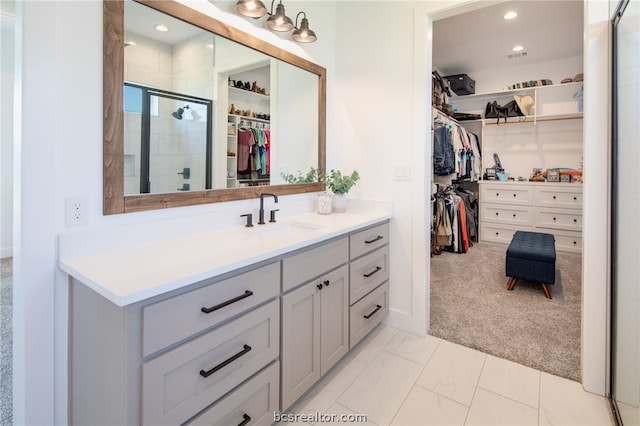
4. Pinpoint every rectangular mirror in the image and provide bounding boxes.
[104,0,326,214]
